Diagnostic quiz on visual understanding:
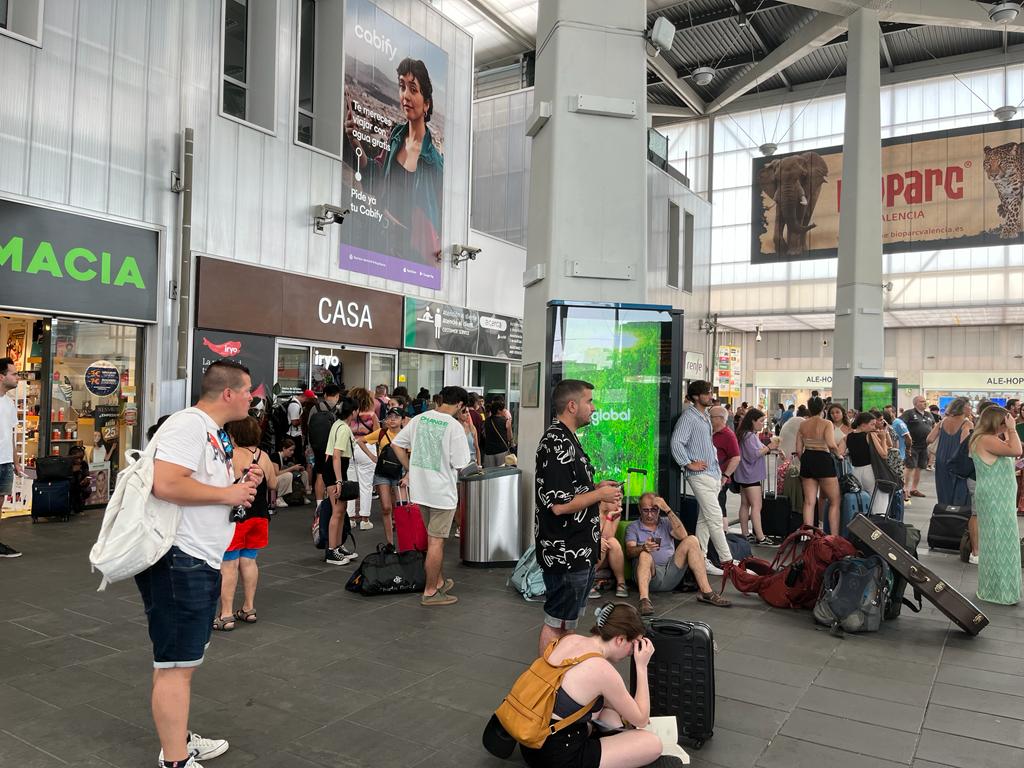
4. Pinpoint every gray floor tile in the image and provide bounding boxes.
[0,684,60,729]
[924,703,1024,749]
[935,663,1024,697]
[814,667,933,707]
[797,684,926,733]
[826,646,941,685]
[940,645,1024,676]
[716,649,821,687]
[915,728,1024,768]
[315,656,426,695]
[5,702,148,762]
[757,735,907,768]
[347,694,489,750]
[298,717,427,768]
[16,633,121,668]
[0,730,66,768]
[7,663,133,707]
[689,726,768,768]
[780,708,918,763]
[715,698,789,740]
[716,670,806,711]
[930,682,1024,721]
